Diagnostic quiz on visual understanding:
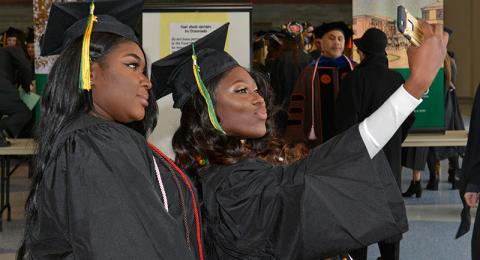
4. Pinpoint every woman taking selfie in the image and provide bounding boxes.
[152,23,447,259]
